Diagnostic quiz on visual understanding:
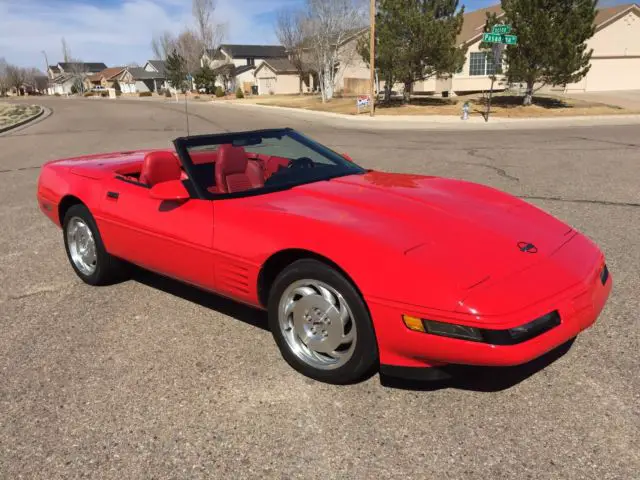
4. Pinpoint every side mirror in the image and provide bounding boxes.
[149,179,190,201]
[341,153,353,162]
